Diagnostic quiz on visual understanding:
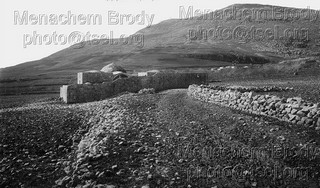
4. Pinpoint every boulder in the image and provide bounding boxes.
[296,110,306,116]
[285,107,292,113]
[291,109,298,115]
[271,96,281,101]
[301,106,311,113]
[290,104,300,109]
[288,114,297,121]
[287,98,293,103]
[292,97,303,104]
[300,117,308,123]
